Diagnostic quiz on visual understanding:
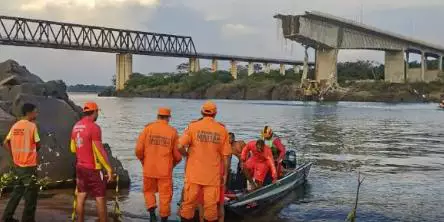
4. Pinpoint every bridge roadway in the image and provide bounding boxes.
[275,11,444,84]
[0,15,309,90]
